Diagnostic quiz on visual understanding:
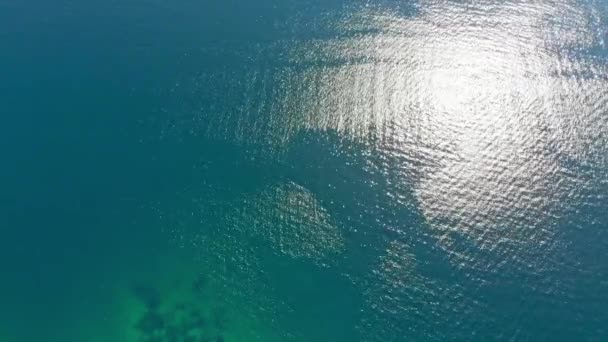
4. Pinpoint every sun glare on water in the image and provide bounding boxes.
[272,1,608,271]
